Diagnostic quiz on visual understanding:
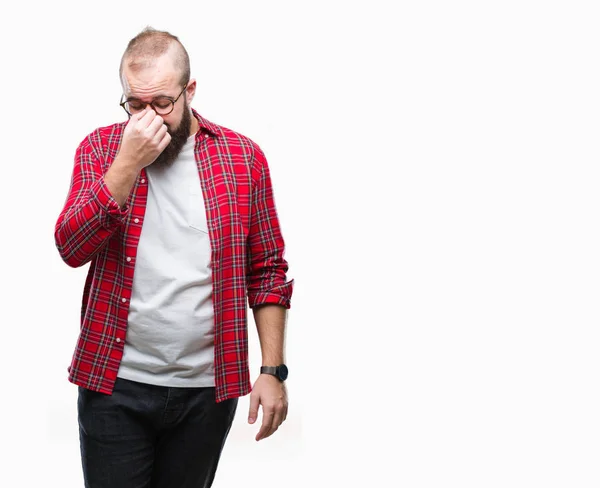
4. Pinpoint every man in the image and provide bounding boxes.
[54,27,294,488]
